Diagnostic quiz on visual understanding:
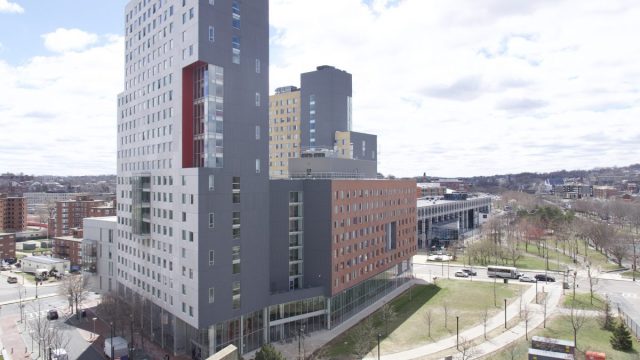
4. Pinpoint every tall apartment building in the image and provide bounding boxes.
[268,86,301,178]
[0,232,16,260]
[269,66,376,179]
[116,0,269,356]
[111,1,415,358]
[48,195,113,237]
[0,194,27,232]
